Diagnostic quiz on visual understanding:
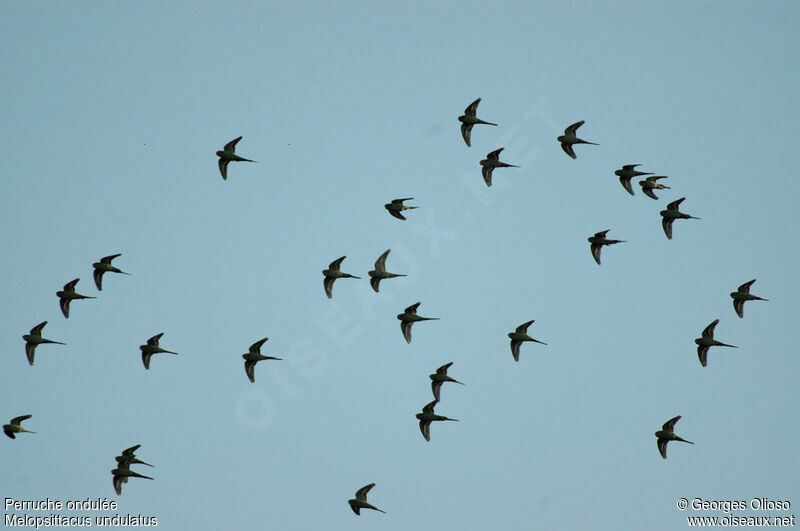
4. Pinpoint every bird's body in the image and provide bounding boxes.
[56,278,96,318]
[655,415,694,459]
[429,362,464,402]
[397,302,439,343]
[348,483,386,515]
[416,400,458,441]
[139,333,178,370]
[368,249,406,292]
[508,320,547,362]
[615,164,653,195]
[3,414,35,439]
[322,256,361,298]
[695,319,737,367]
[558,120,598,159]
[730,279,768,318]
[23,321,65,366]
[480,148,518,187]
[384,198,417,221]
[458,98,497,147]
[588,230,626,265]
[111,467,153,495]
[216,136,256,180]
[93,253,131,290]
[660,197,700,239]
[639,176,670,200]
[242,337,282,383]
